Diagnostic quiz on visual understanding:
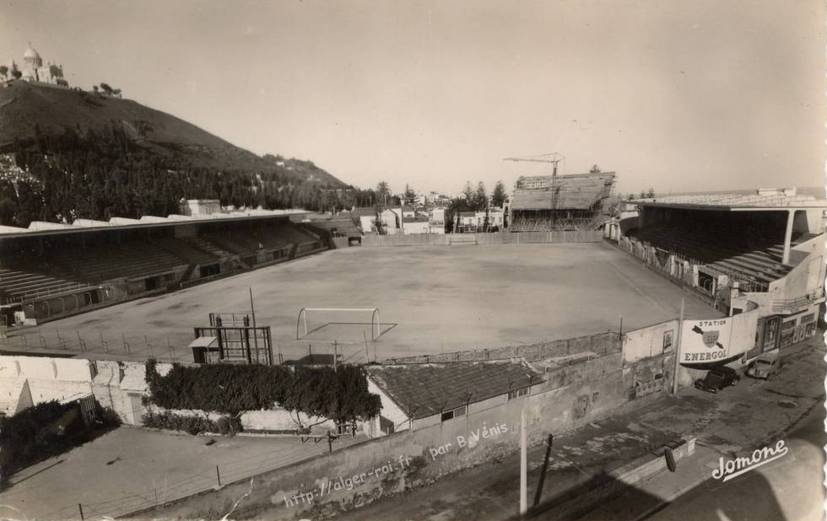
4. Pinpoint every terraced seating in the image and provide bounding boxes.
[0,267,95,302]
[62,242,186,282]
[628,224,799,288]
[186,237,231,258]
[156,238,218,266]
